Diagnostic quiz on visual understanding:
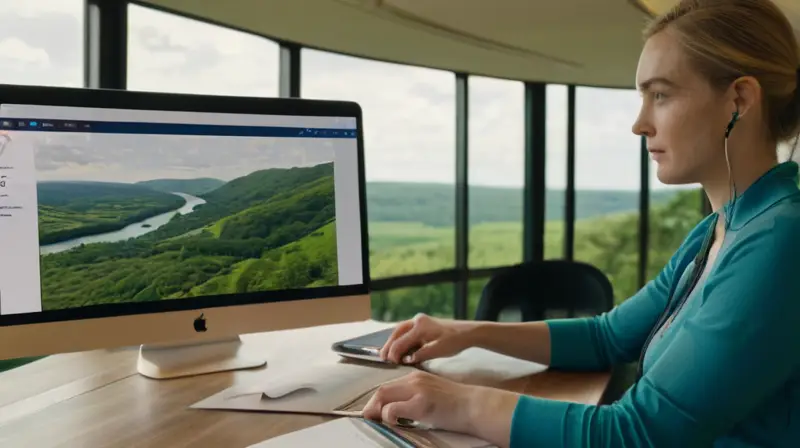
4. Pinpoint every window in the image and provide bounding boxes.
[0,0,84,372]
[0,0,83,87]
[301,49,456,280]
[127,4,279,96]
[467,76,524,268]
[545,85,569,259]
[371,284,454,322]
[648,161,703,281]
[574,87,641,305]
